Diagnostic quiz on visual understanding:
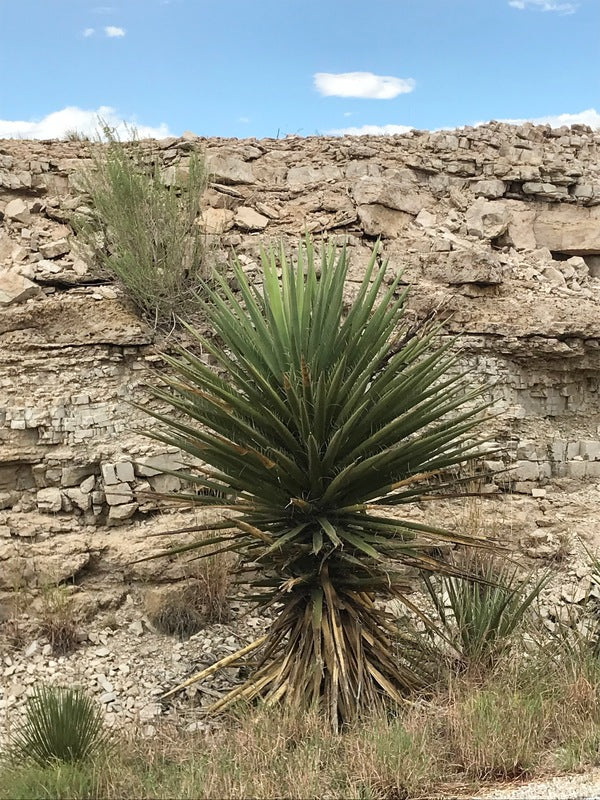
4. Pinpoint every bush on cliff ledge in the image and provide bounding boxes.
[74,126,210,327]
